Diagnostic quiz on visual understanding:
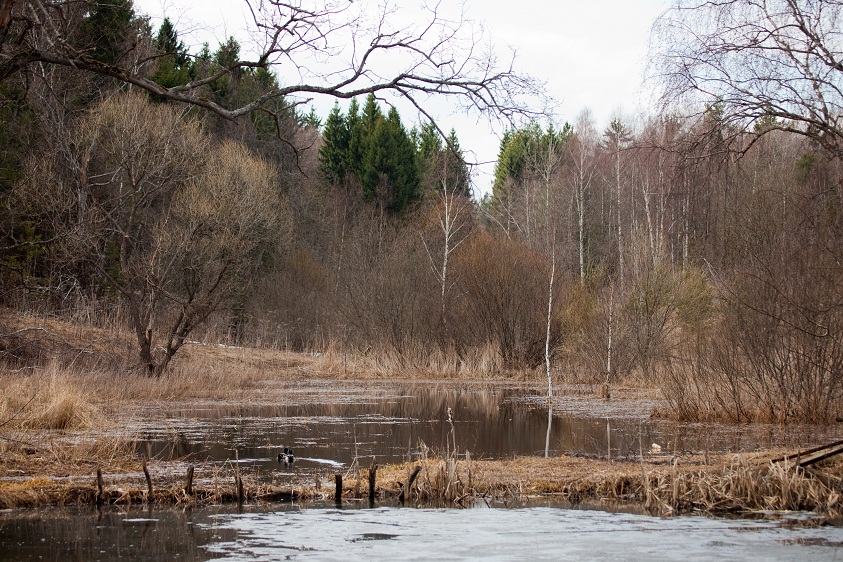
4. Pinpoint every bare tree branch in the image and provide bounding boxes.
[650,0,843,157]
[1,0,549,130]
